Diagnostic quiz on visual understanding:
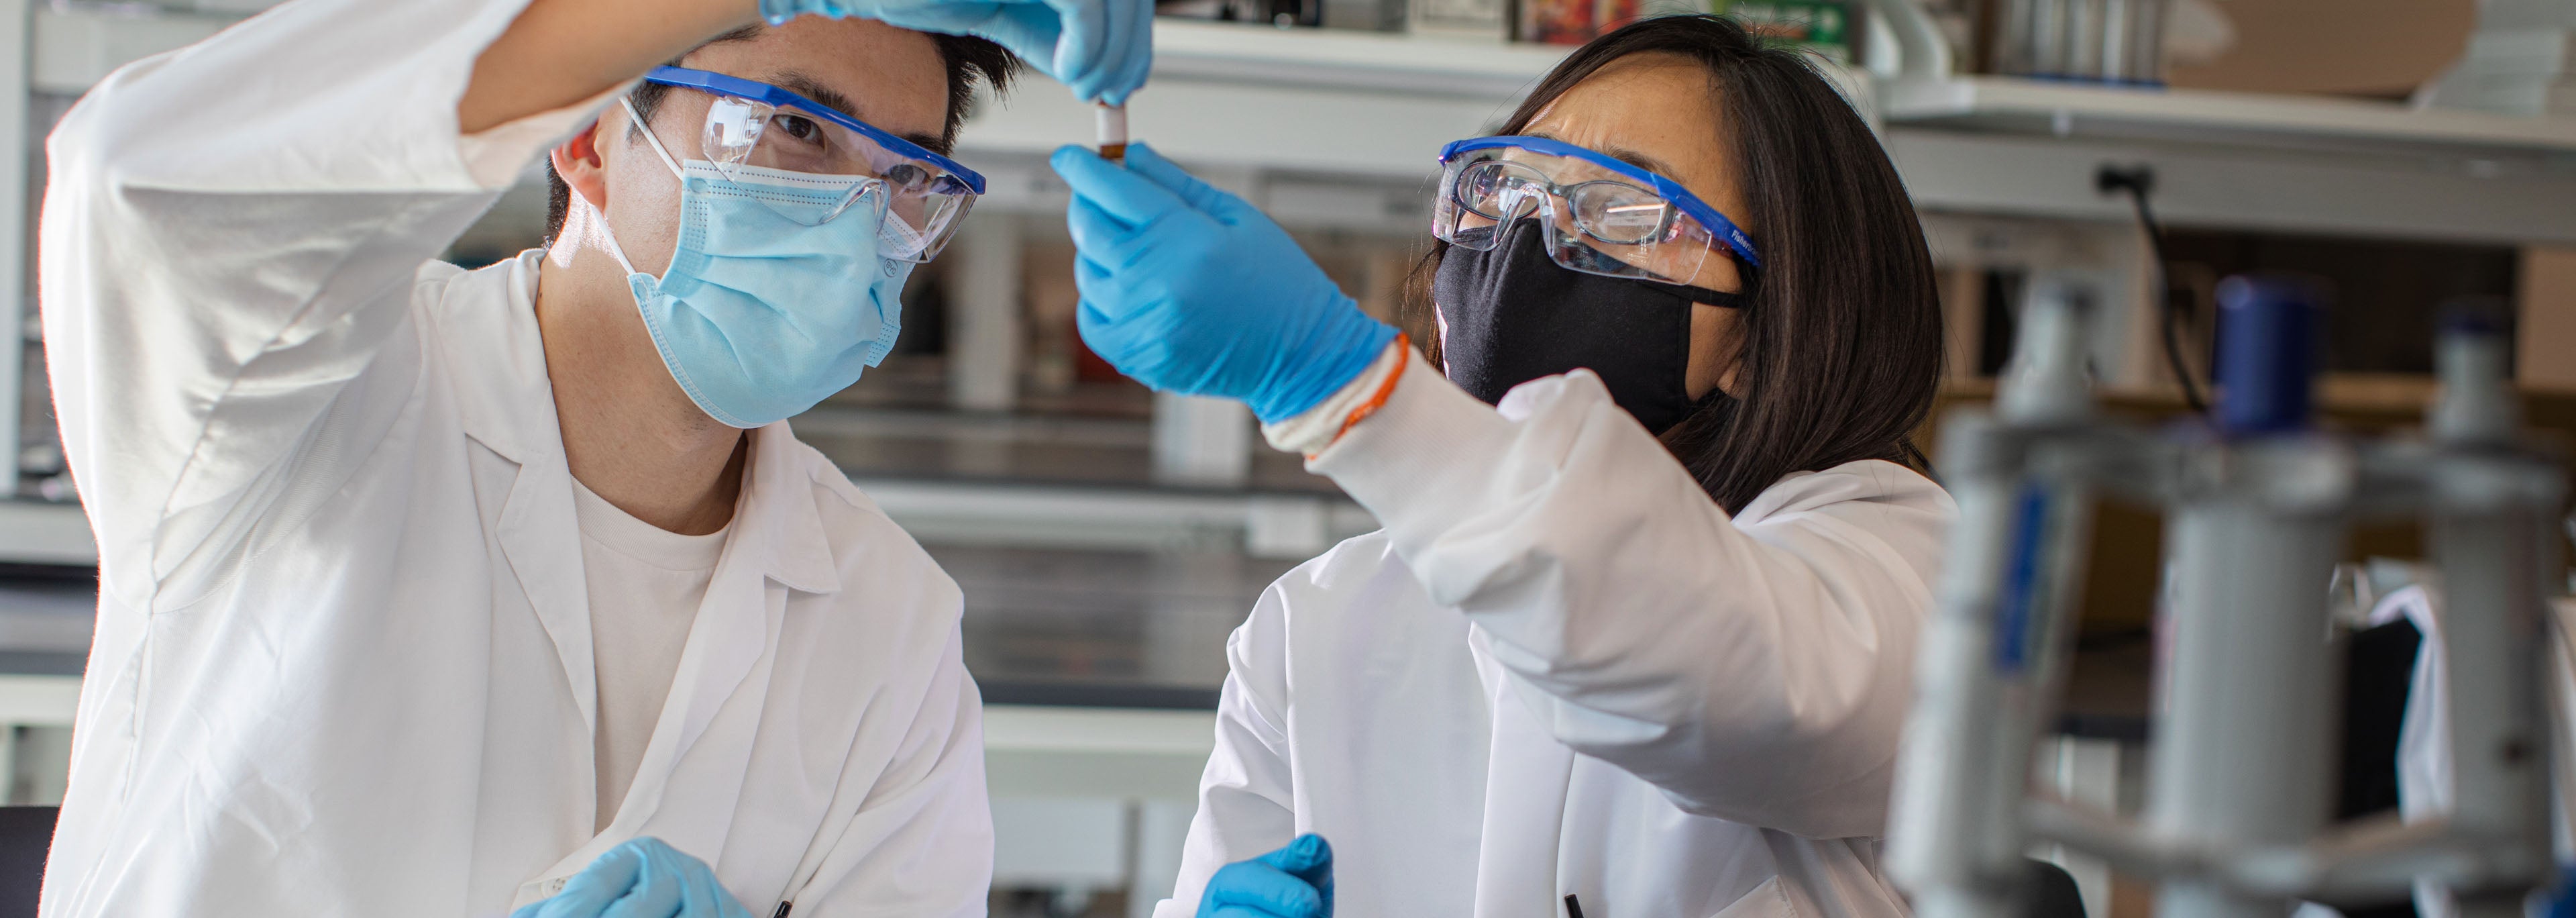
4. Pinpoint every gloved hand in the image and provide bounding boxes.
[1197,833,1334,918]
[510,837,755,918]
[759,0,1151,103]
[1054,143,1397,423]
